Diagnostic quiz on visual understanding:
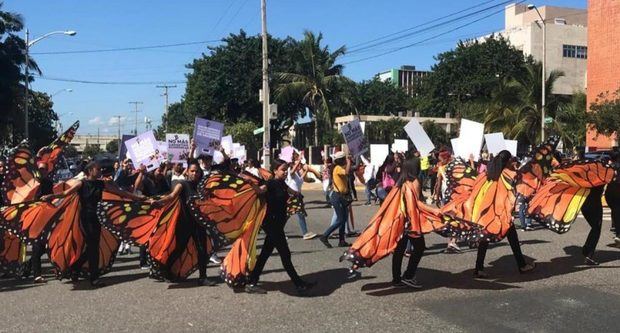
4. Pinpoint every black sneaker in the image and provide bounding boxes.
[584,256,600,266]
[33,276,47,284]
[319,236,332,248]
[197,277,217,286]
[401,277,423,289]
[245,283,267,294]
[392,280,406,288]
[337,241,351,247]
[347,269,361,280]
[89,279,106,288]
[473,270,490,279]
[296,281,316,294]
